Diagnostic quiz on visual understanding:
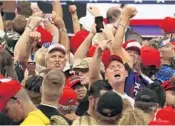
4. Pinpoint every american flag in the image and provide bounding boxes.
[61,0,174,4]
[80,0,175,37]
